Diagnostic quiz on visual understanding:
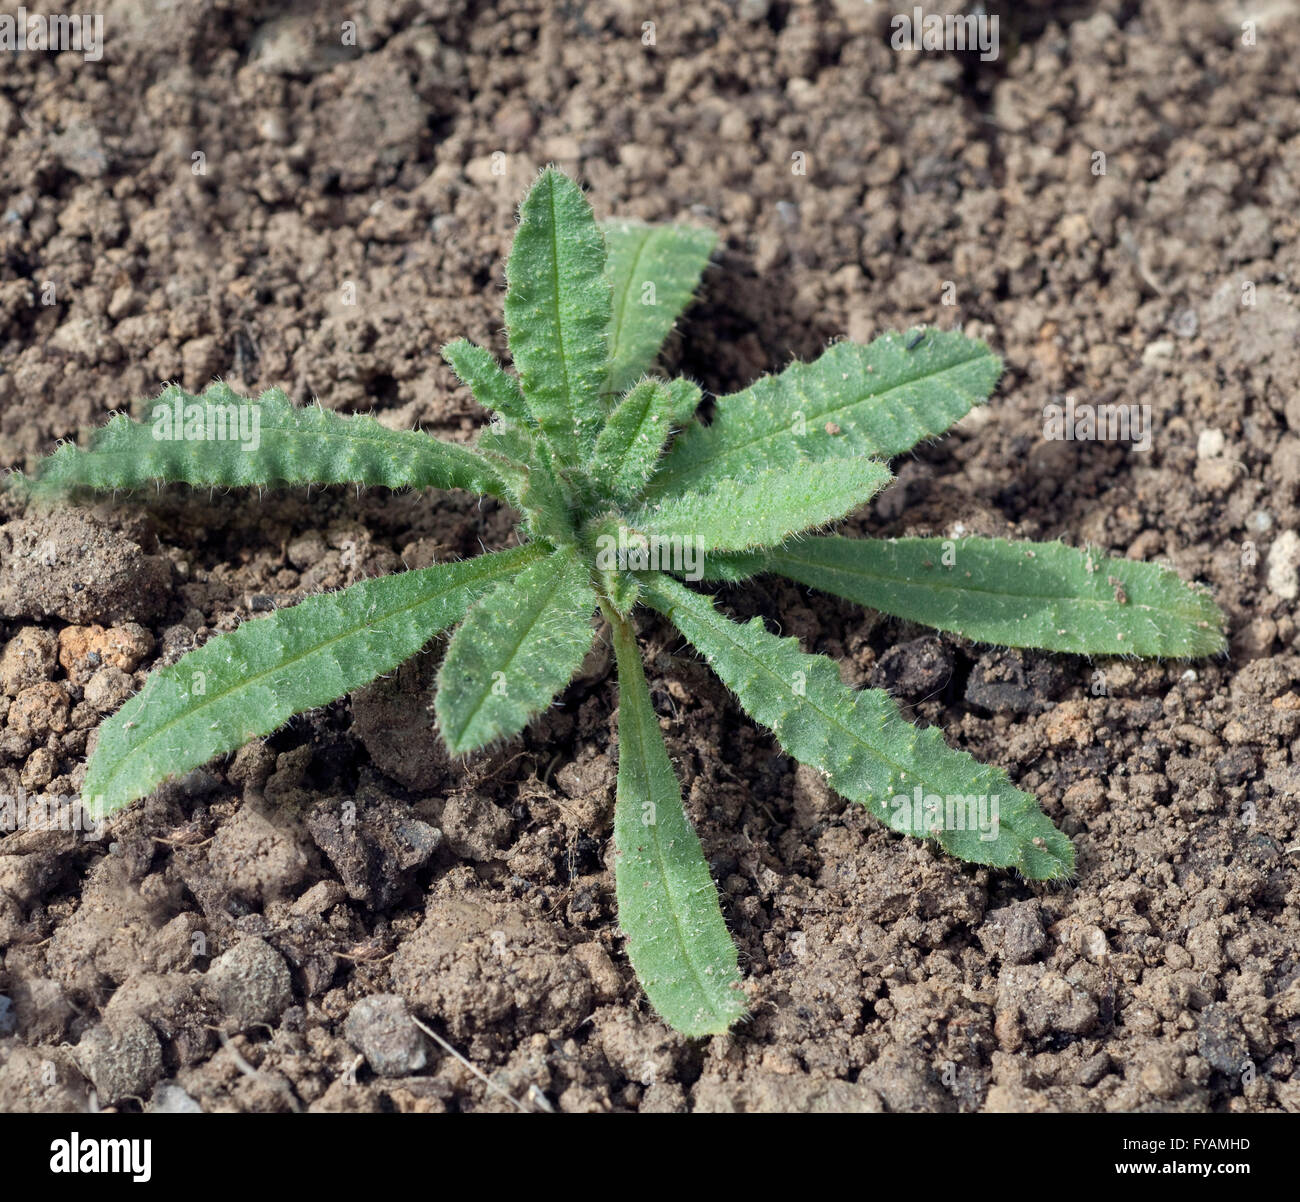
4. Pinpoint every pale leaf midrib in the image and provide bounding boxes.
[616,625,735,1029]
[605,225,654,389]
[92,548,539,800]
[647,576,1063,868]
[654,345,994,490]
[772,548,1208,622]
